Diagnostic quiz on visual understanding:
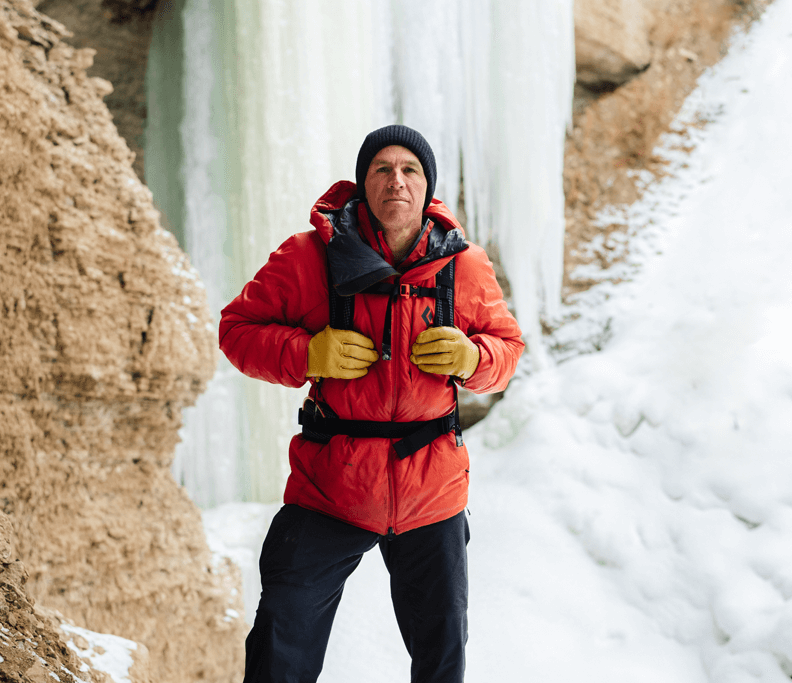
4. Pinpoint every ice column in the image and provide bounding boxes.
[147,0,246,507]
[490,1,575,364]
[391,0,574,362]
[390,0,466,218]
[153,0,394,505]
[227,0,394,503]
